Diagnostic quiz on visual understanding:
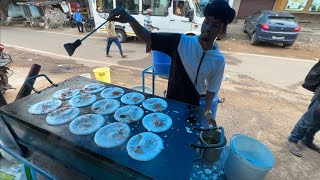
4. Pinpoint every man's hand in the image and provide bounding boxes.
[108,8,133,23]
[108,8,151,46]
[205,113,217,127]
